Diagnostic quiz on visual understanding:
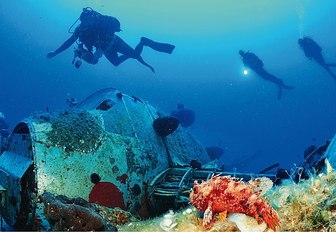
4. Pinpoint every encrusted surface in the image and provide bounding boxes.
[45,110,104,153]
